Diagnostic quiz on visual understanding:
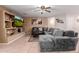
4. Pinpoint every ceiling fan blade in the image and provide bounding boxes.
[50,8,56,11]
[46,7,51,9]
[32,9,41,12]
[45,10,51,13]
[36,7,40,8]
[41,12,43,14]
